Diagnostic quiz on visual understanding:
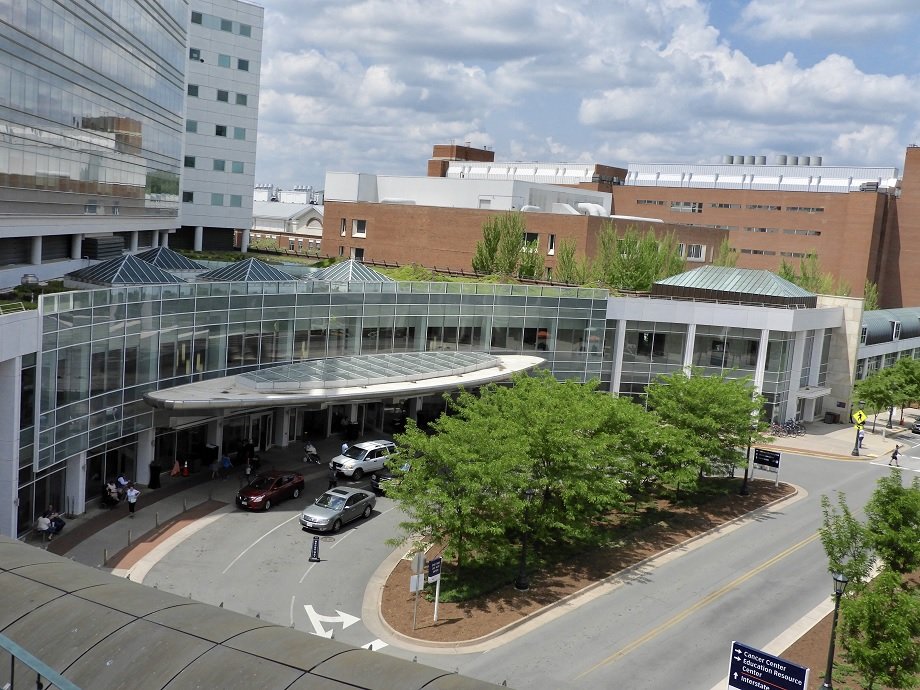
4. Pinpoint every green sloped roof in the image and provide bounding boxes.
[199,258,297,282]
[655,266,814,298]
[316,260,394,282]
[136,246,206,271]
[65,254,184,285]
